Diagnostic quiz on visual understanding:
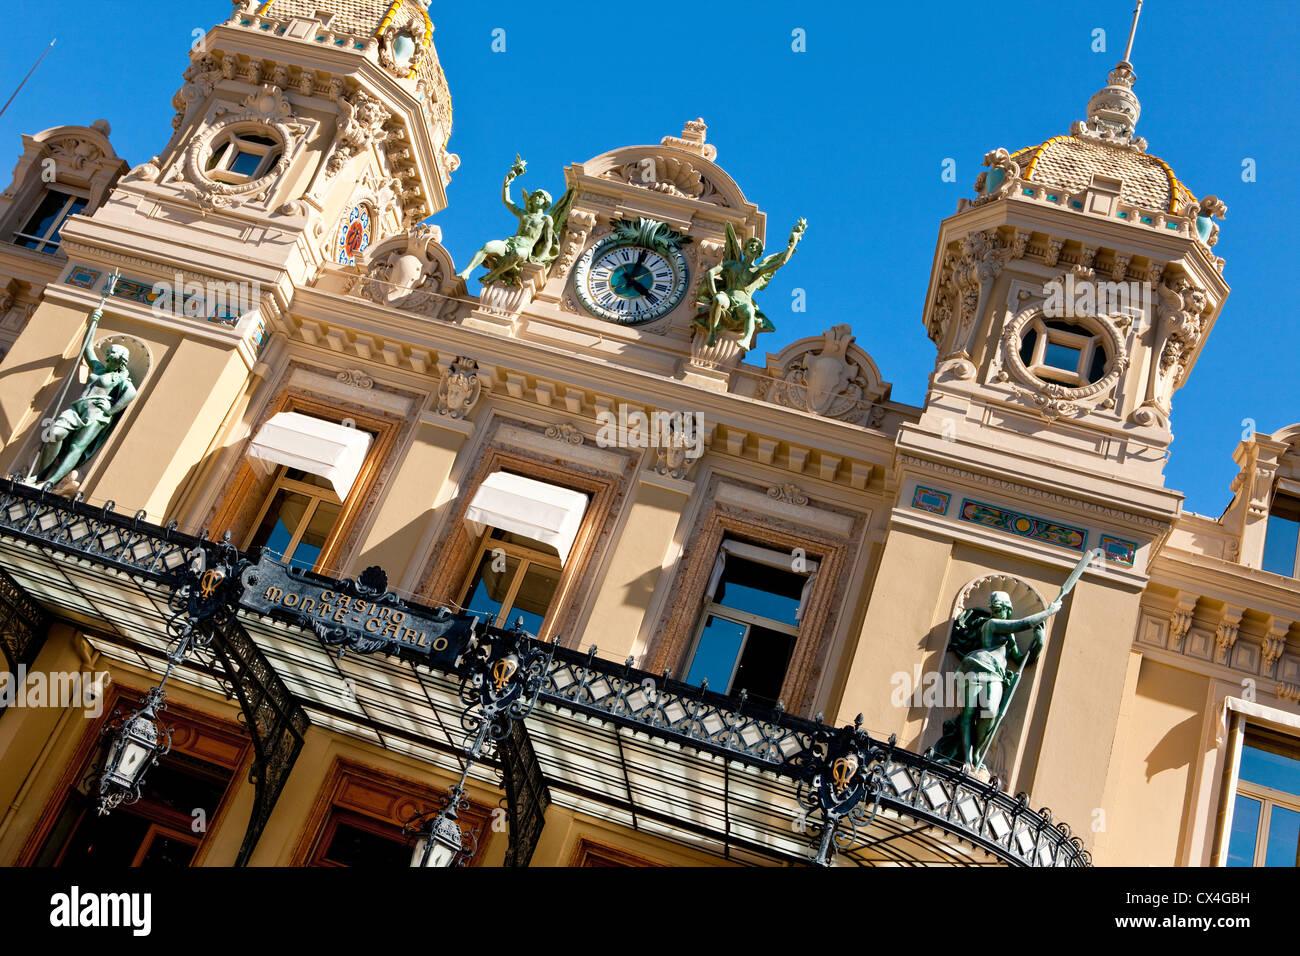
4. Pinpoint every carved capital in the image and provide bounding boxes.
[1215,605,1244,664]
